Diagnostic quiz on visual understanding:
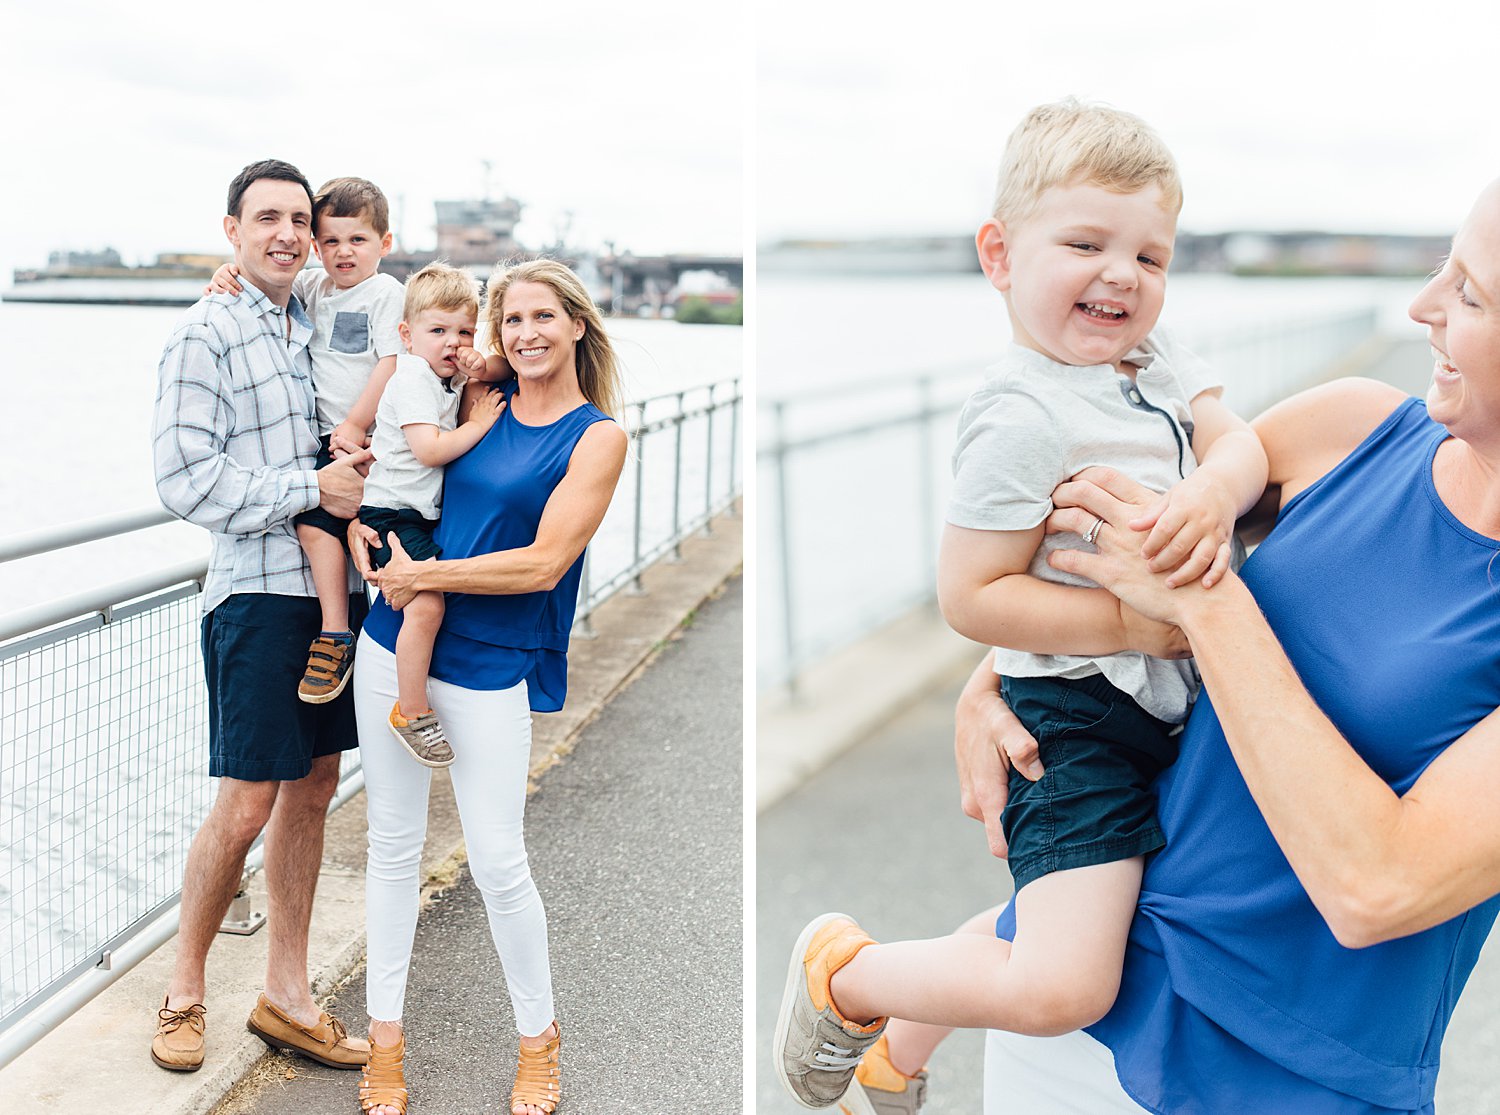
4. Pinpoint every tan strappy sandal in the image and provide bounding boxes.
[510,1022,561,1114]
[359,1032,409,1115]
